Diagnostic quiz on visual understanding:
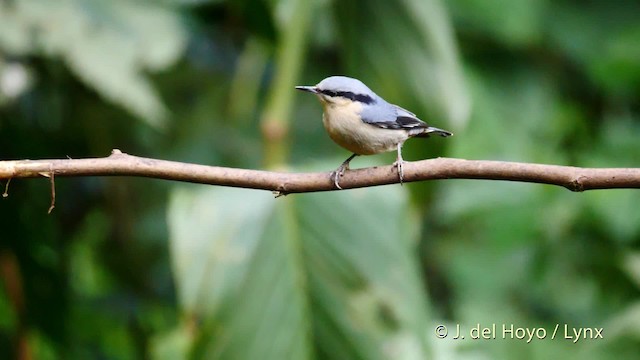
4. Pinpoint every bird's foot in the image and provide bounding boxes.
[393,159,406,185]
[330,163,350,190]
[330,154,358,190]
